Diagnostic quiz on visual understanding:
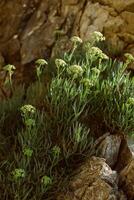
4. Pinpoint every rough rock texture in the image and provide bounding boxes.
[0,0,134,76]
[57,157,126,200]
[56,136,133,200]
[127,135,134,156]
[93,133,122,168]
[119,158,134,200]
[91,132,133,170]
[115,134,133,171]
